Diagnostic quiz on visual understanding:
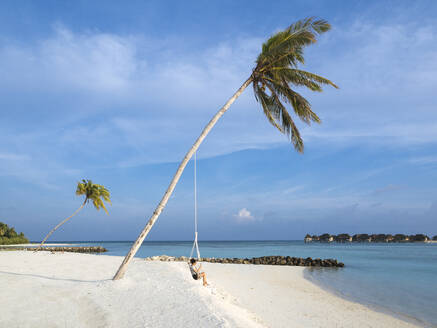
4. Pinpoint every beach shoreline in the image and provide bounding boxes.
[0,251,423,327]
[0,243,79,247]
[303,268,428,328]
